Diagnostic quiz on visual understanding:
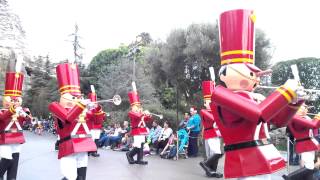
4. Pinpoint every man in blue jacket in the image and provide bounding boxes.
[187,106,201,157]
